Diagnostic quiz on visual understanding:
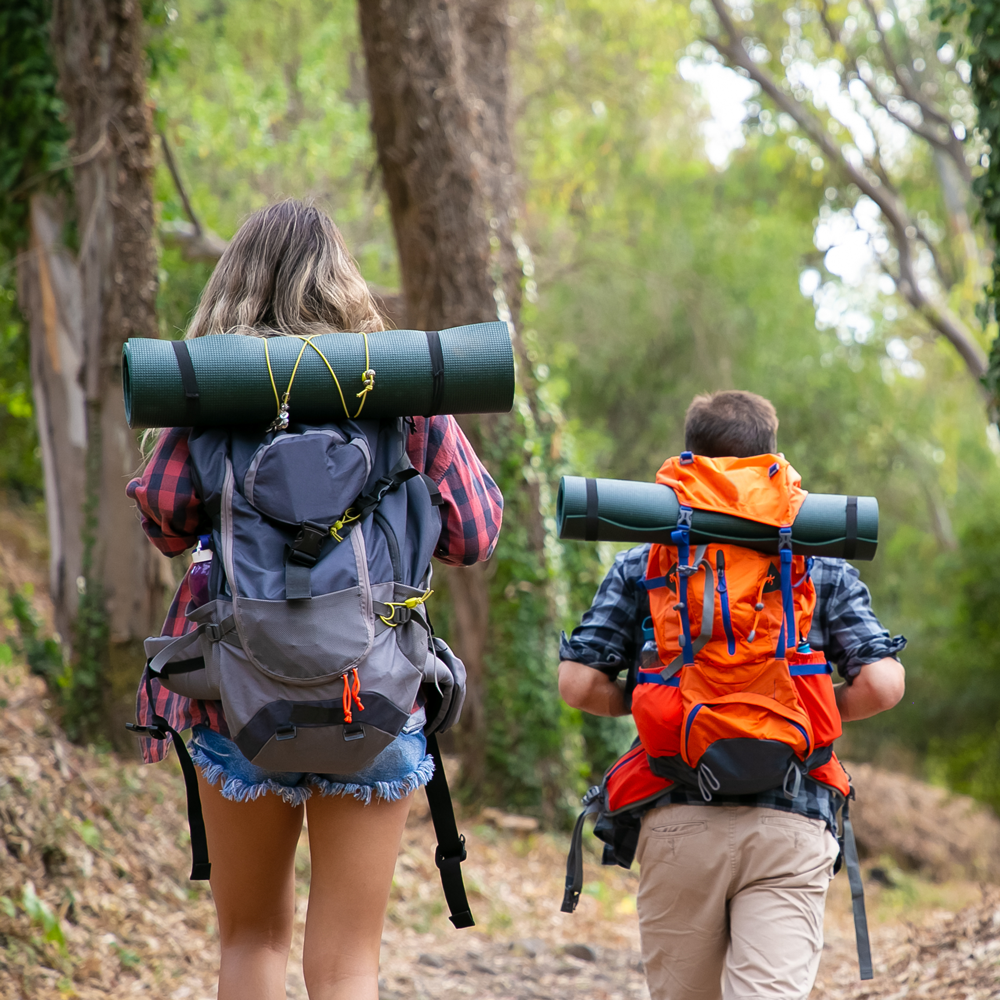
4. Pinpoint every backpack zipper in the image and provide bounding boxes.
[374,509,402,582]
